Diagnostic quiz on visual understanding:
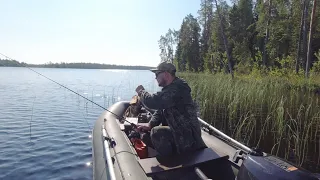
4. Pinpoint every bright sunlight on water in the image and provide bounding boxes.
[0,67,159,180]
